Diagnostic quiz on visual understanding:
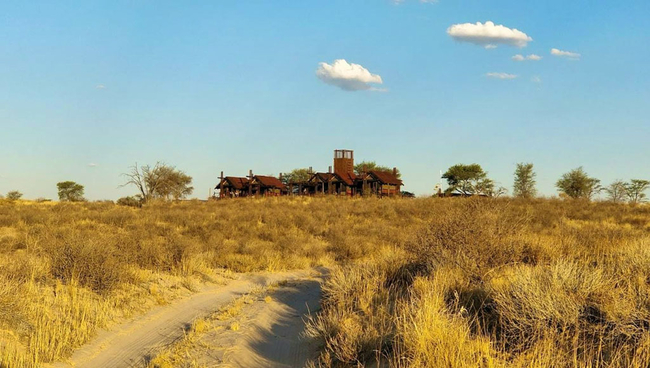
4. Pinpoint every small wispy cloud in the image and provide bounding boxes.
[88,163,98,167]
[531,76,542,83]
[513,54,542,61]
[551,48,580,60]
[95,84,106,89]
[369,87,389,92]
[486,72,518,80]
